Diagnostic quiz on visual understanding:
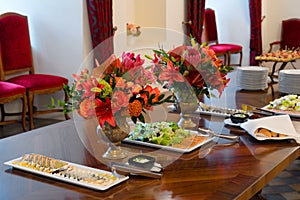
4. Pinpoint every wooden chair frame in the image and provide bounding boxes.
[0,90,27,132]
